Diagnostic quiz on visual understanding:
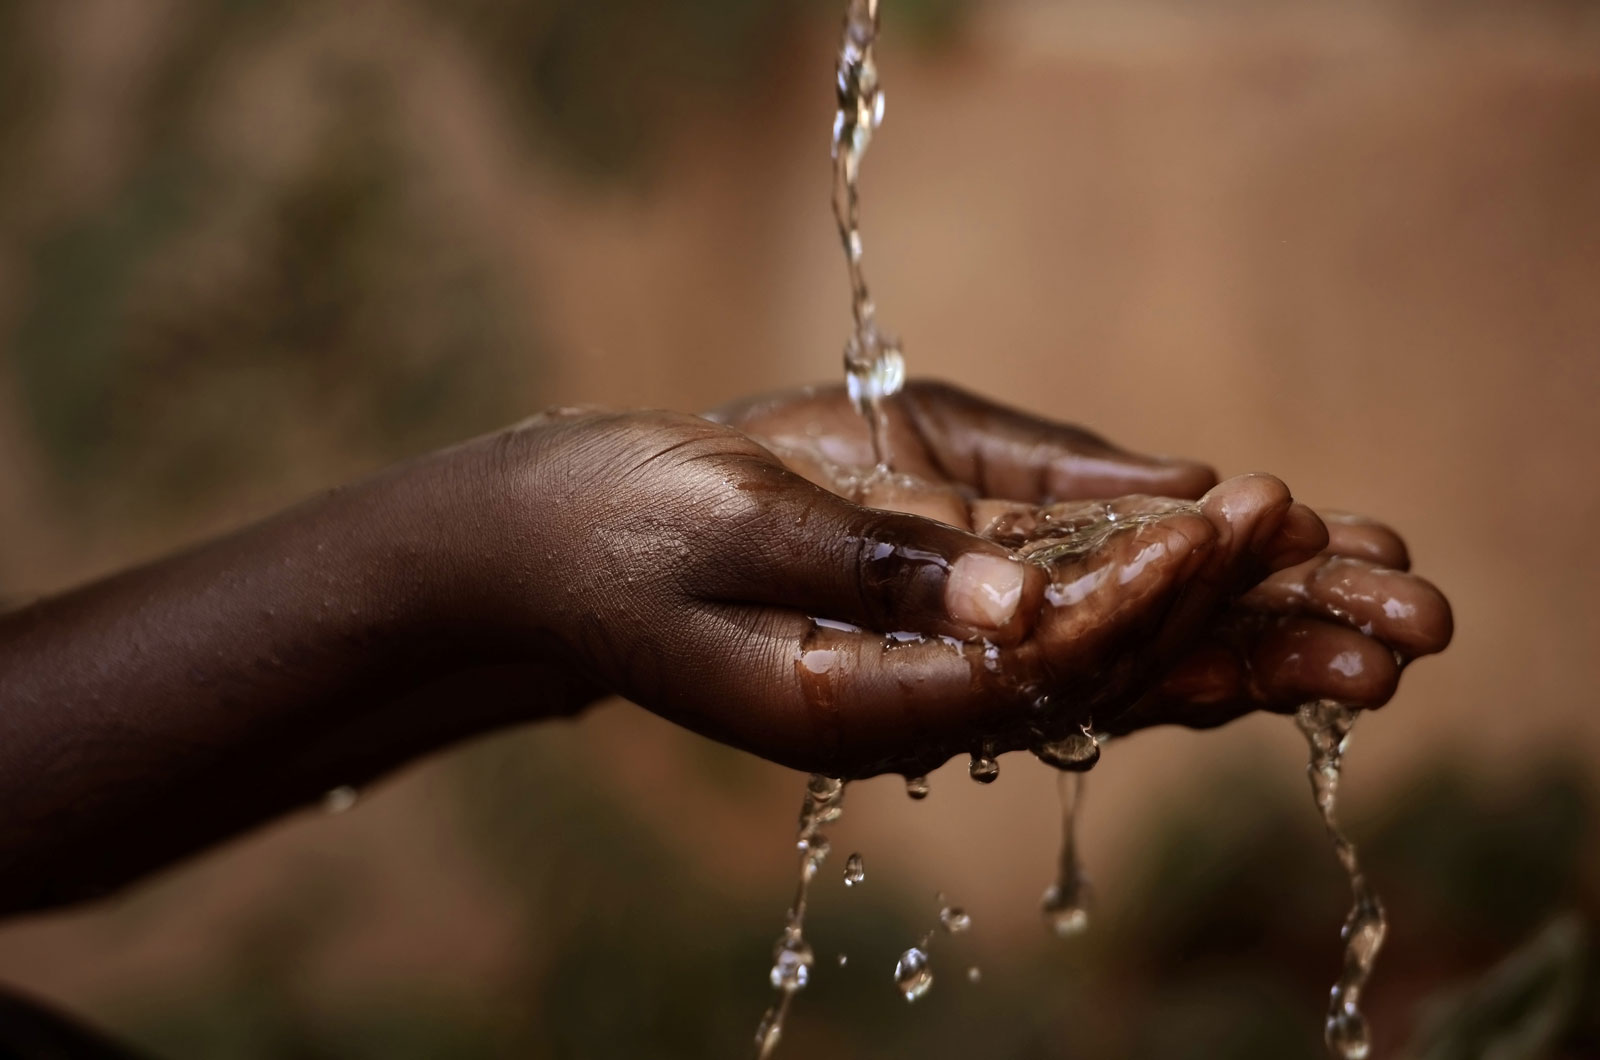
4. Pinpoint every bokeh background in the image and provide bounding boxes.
[2,0,1599,1056]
